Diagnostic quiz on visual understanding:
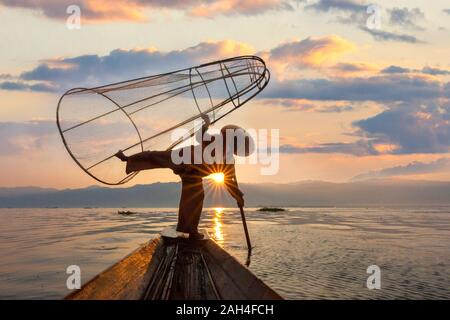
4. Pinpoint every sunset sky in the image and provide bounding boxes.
[1,0,450,188]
